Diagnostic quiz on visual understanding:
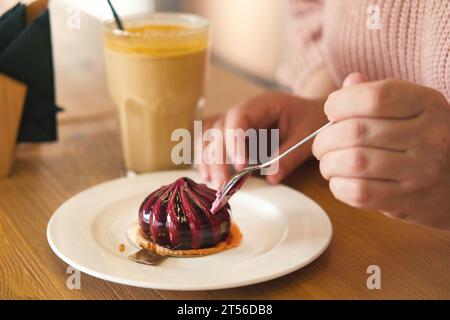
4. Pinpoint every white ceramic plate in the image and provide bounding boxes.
[47,170,332,290]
